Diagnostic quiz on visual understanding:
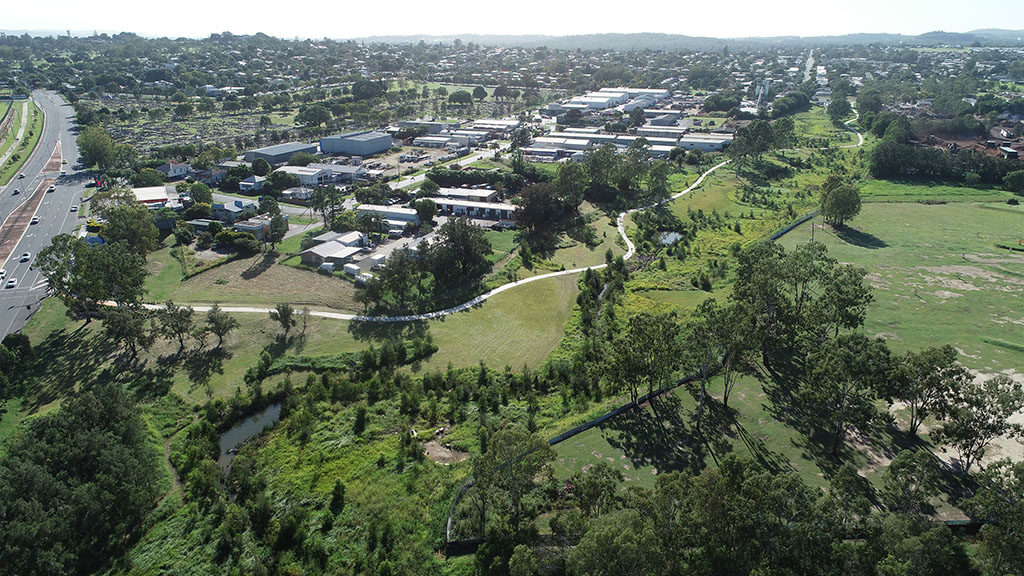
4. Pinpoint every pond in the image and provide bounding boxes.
[217,403,282,473]
[659,231,684,245]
